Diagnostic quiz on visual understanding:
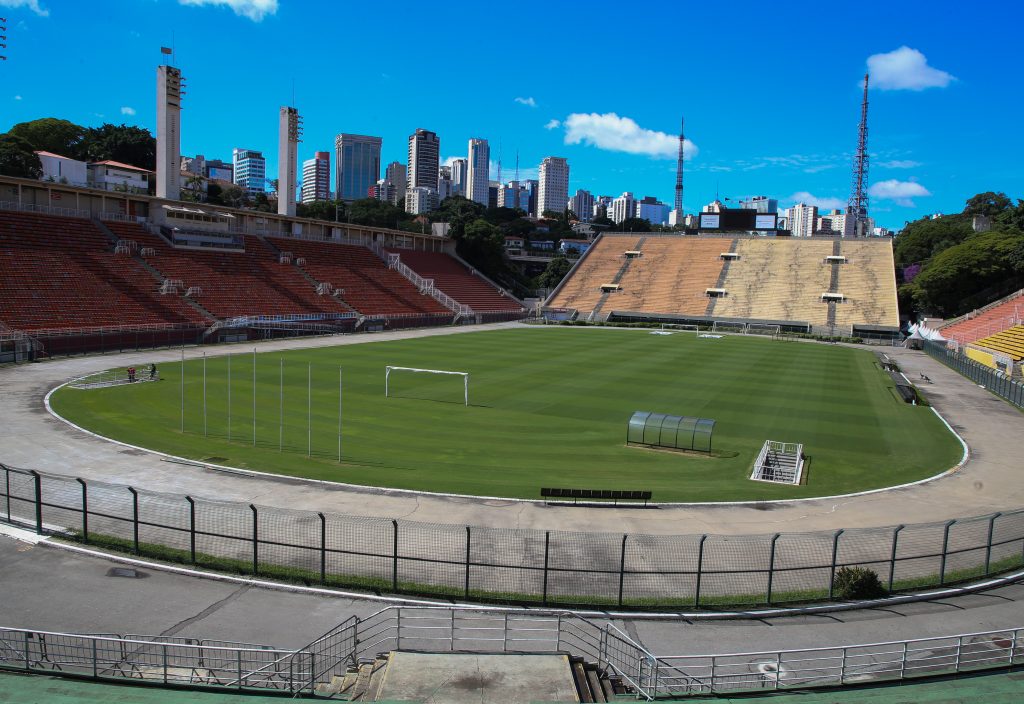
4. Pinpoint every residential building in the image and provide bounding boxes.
[449,158,468,197]
[610,192,636,224]
[437,166,455,201]
[88,160,153,193]
[593,195,612,220]
[385,161,406,204]
[497,181,531,211]
[205,159,233,182]
[537,157,569,216]
[739,195,778,213]
[636,196,670,225]
[466,138,490,206]
[569,189,594,222]
[335,134,382,202]
[371,179,395,203]
[301,151,331,203]
[405,186,437,215]
[232,148,266,197]
[35,151,87,185]
[817,209,854,237]
[786,203,818,237]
